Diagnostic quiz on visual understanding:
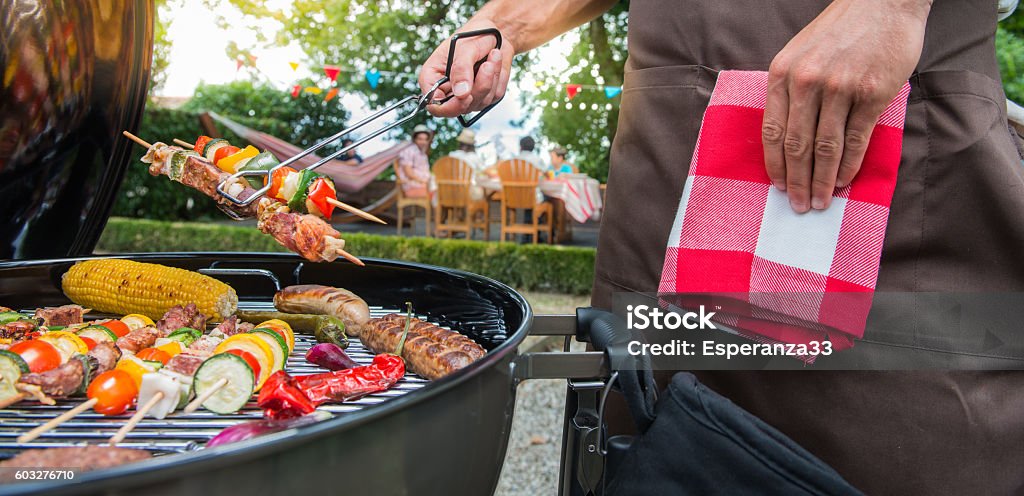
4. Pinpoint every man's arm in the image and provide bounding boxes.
[419,0,616,118]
